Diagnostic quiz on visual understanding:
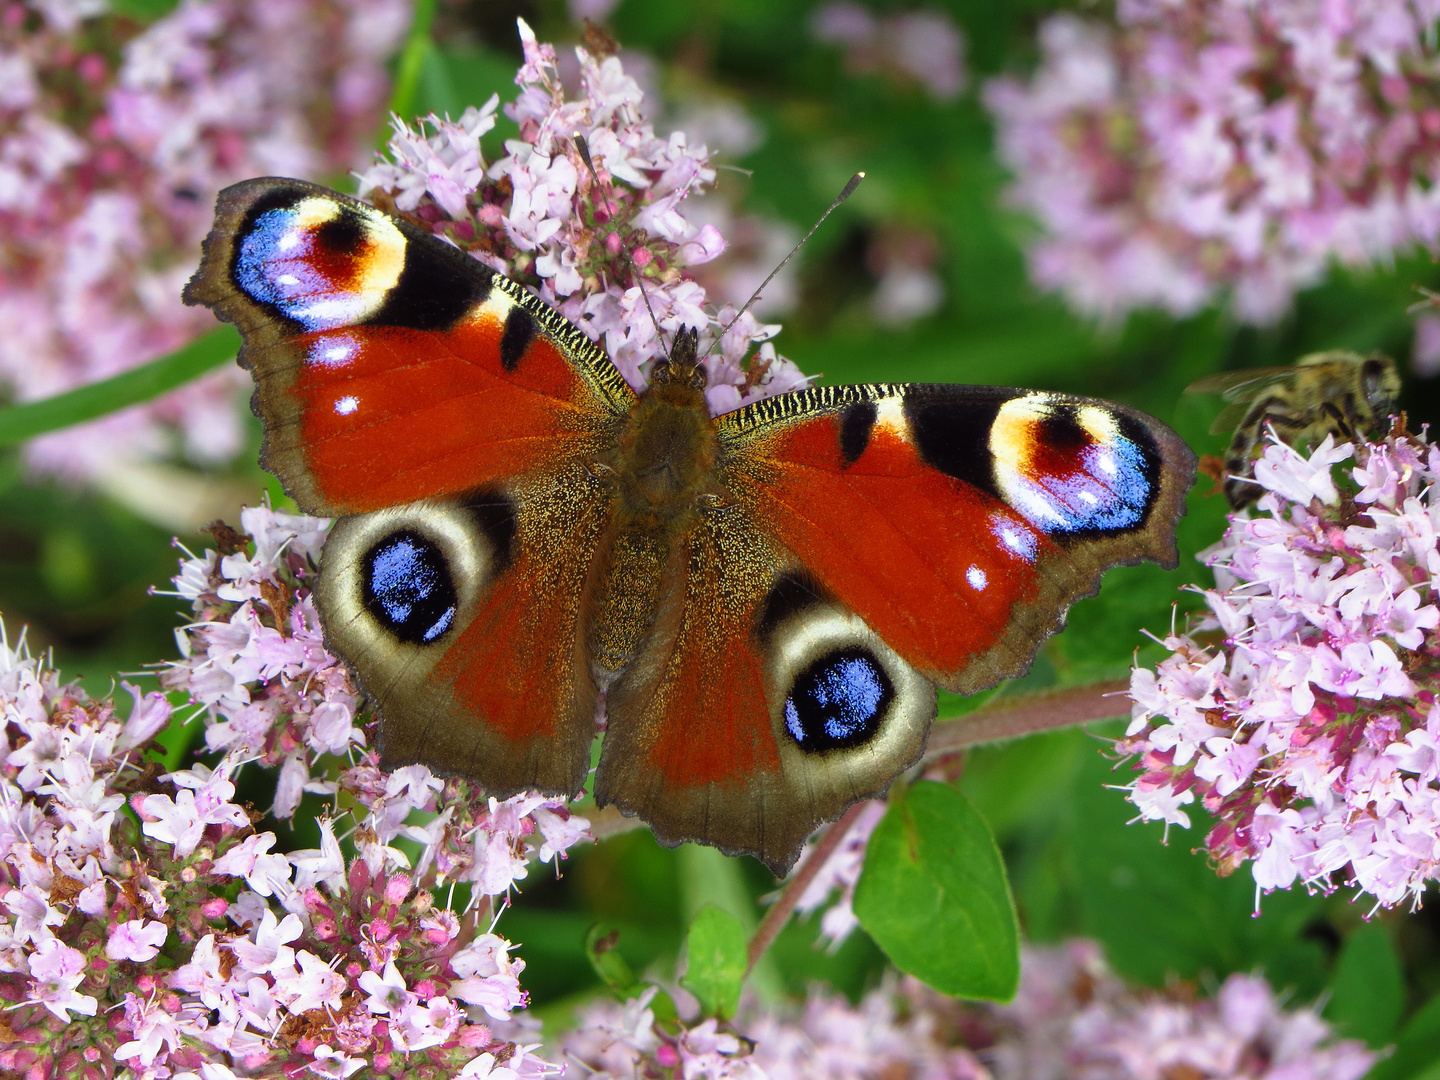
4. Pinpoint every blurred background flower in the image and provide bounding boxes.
[985,0,1440,326]
[0,0,408,501]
